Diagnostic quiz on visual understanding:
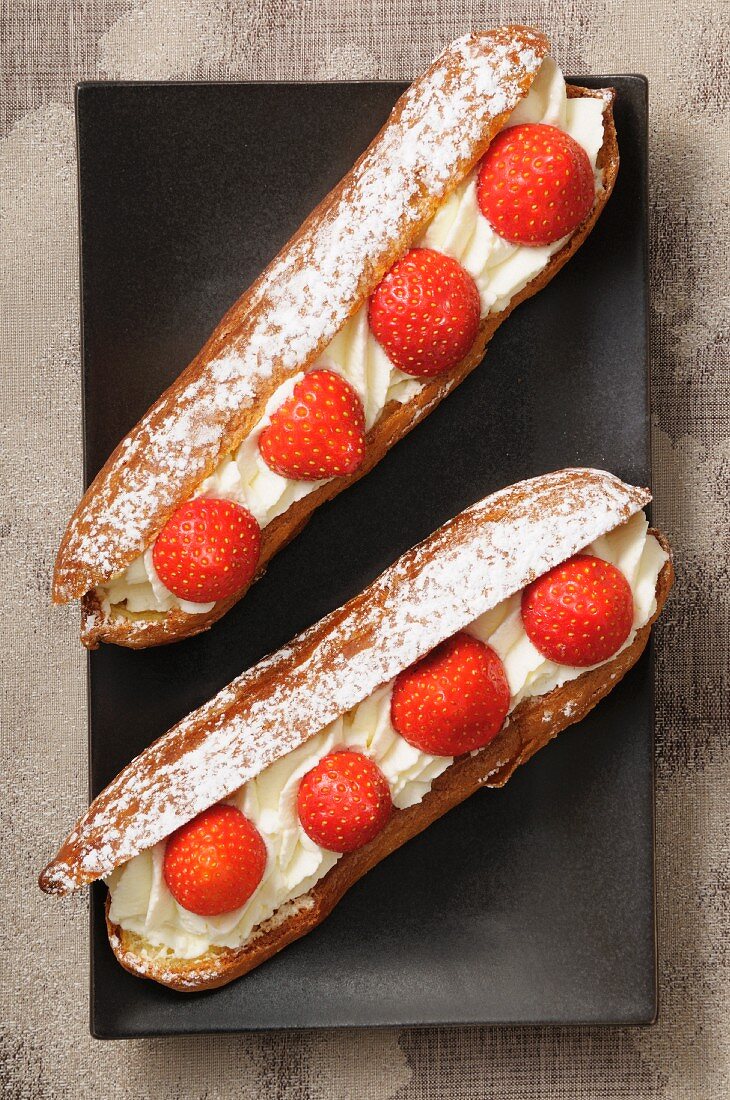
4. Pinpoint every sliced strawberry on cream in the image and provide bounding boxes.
[521,555,634,666]
[152,497,261,604]
[163,805,266,917]
[297,750,393,853]
[391,633,510,754]
[259,369,366,480]
[477,123,595,246]
[368,248,481,377]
